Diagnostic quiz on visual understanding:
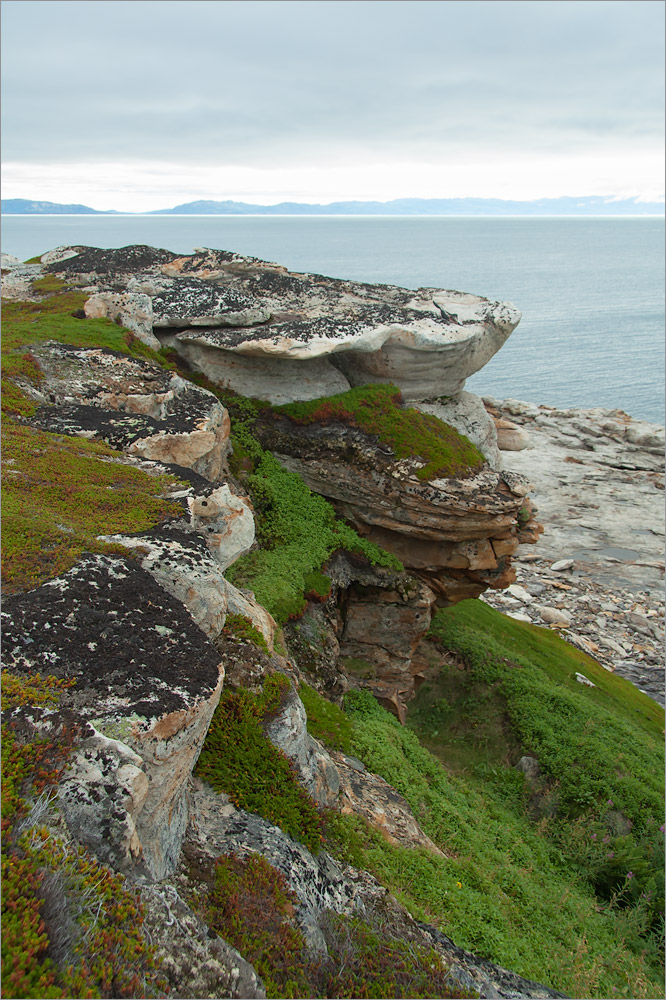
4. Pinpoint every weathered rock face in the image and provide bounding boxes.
[33,244,519,418]
[255,413,539,606]
[483,396,665,596]
[28,342,232,481]
[1,554,225,879]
